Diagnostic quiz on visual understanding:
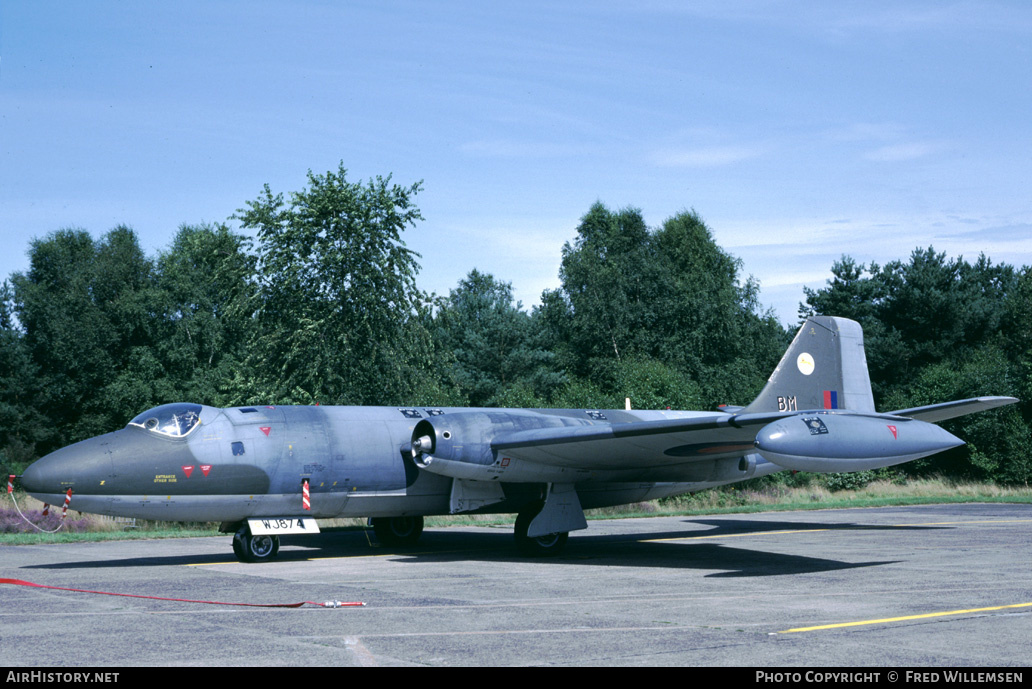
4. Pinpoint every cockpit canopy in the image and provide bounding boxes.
[128,403,203,438]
